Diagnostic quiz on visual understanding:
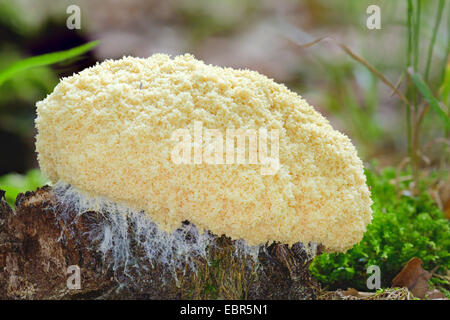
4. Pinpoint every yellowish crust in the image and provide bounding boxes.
[35,54,372,252]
